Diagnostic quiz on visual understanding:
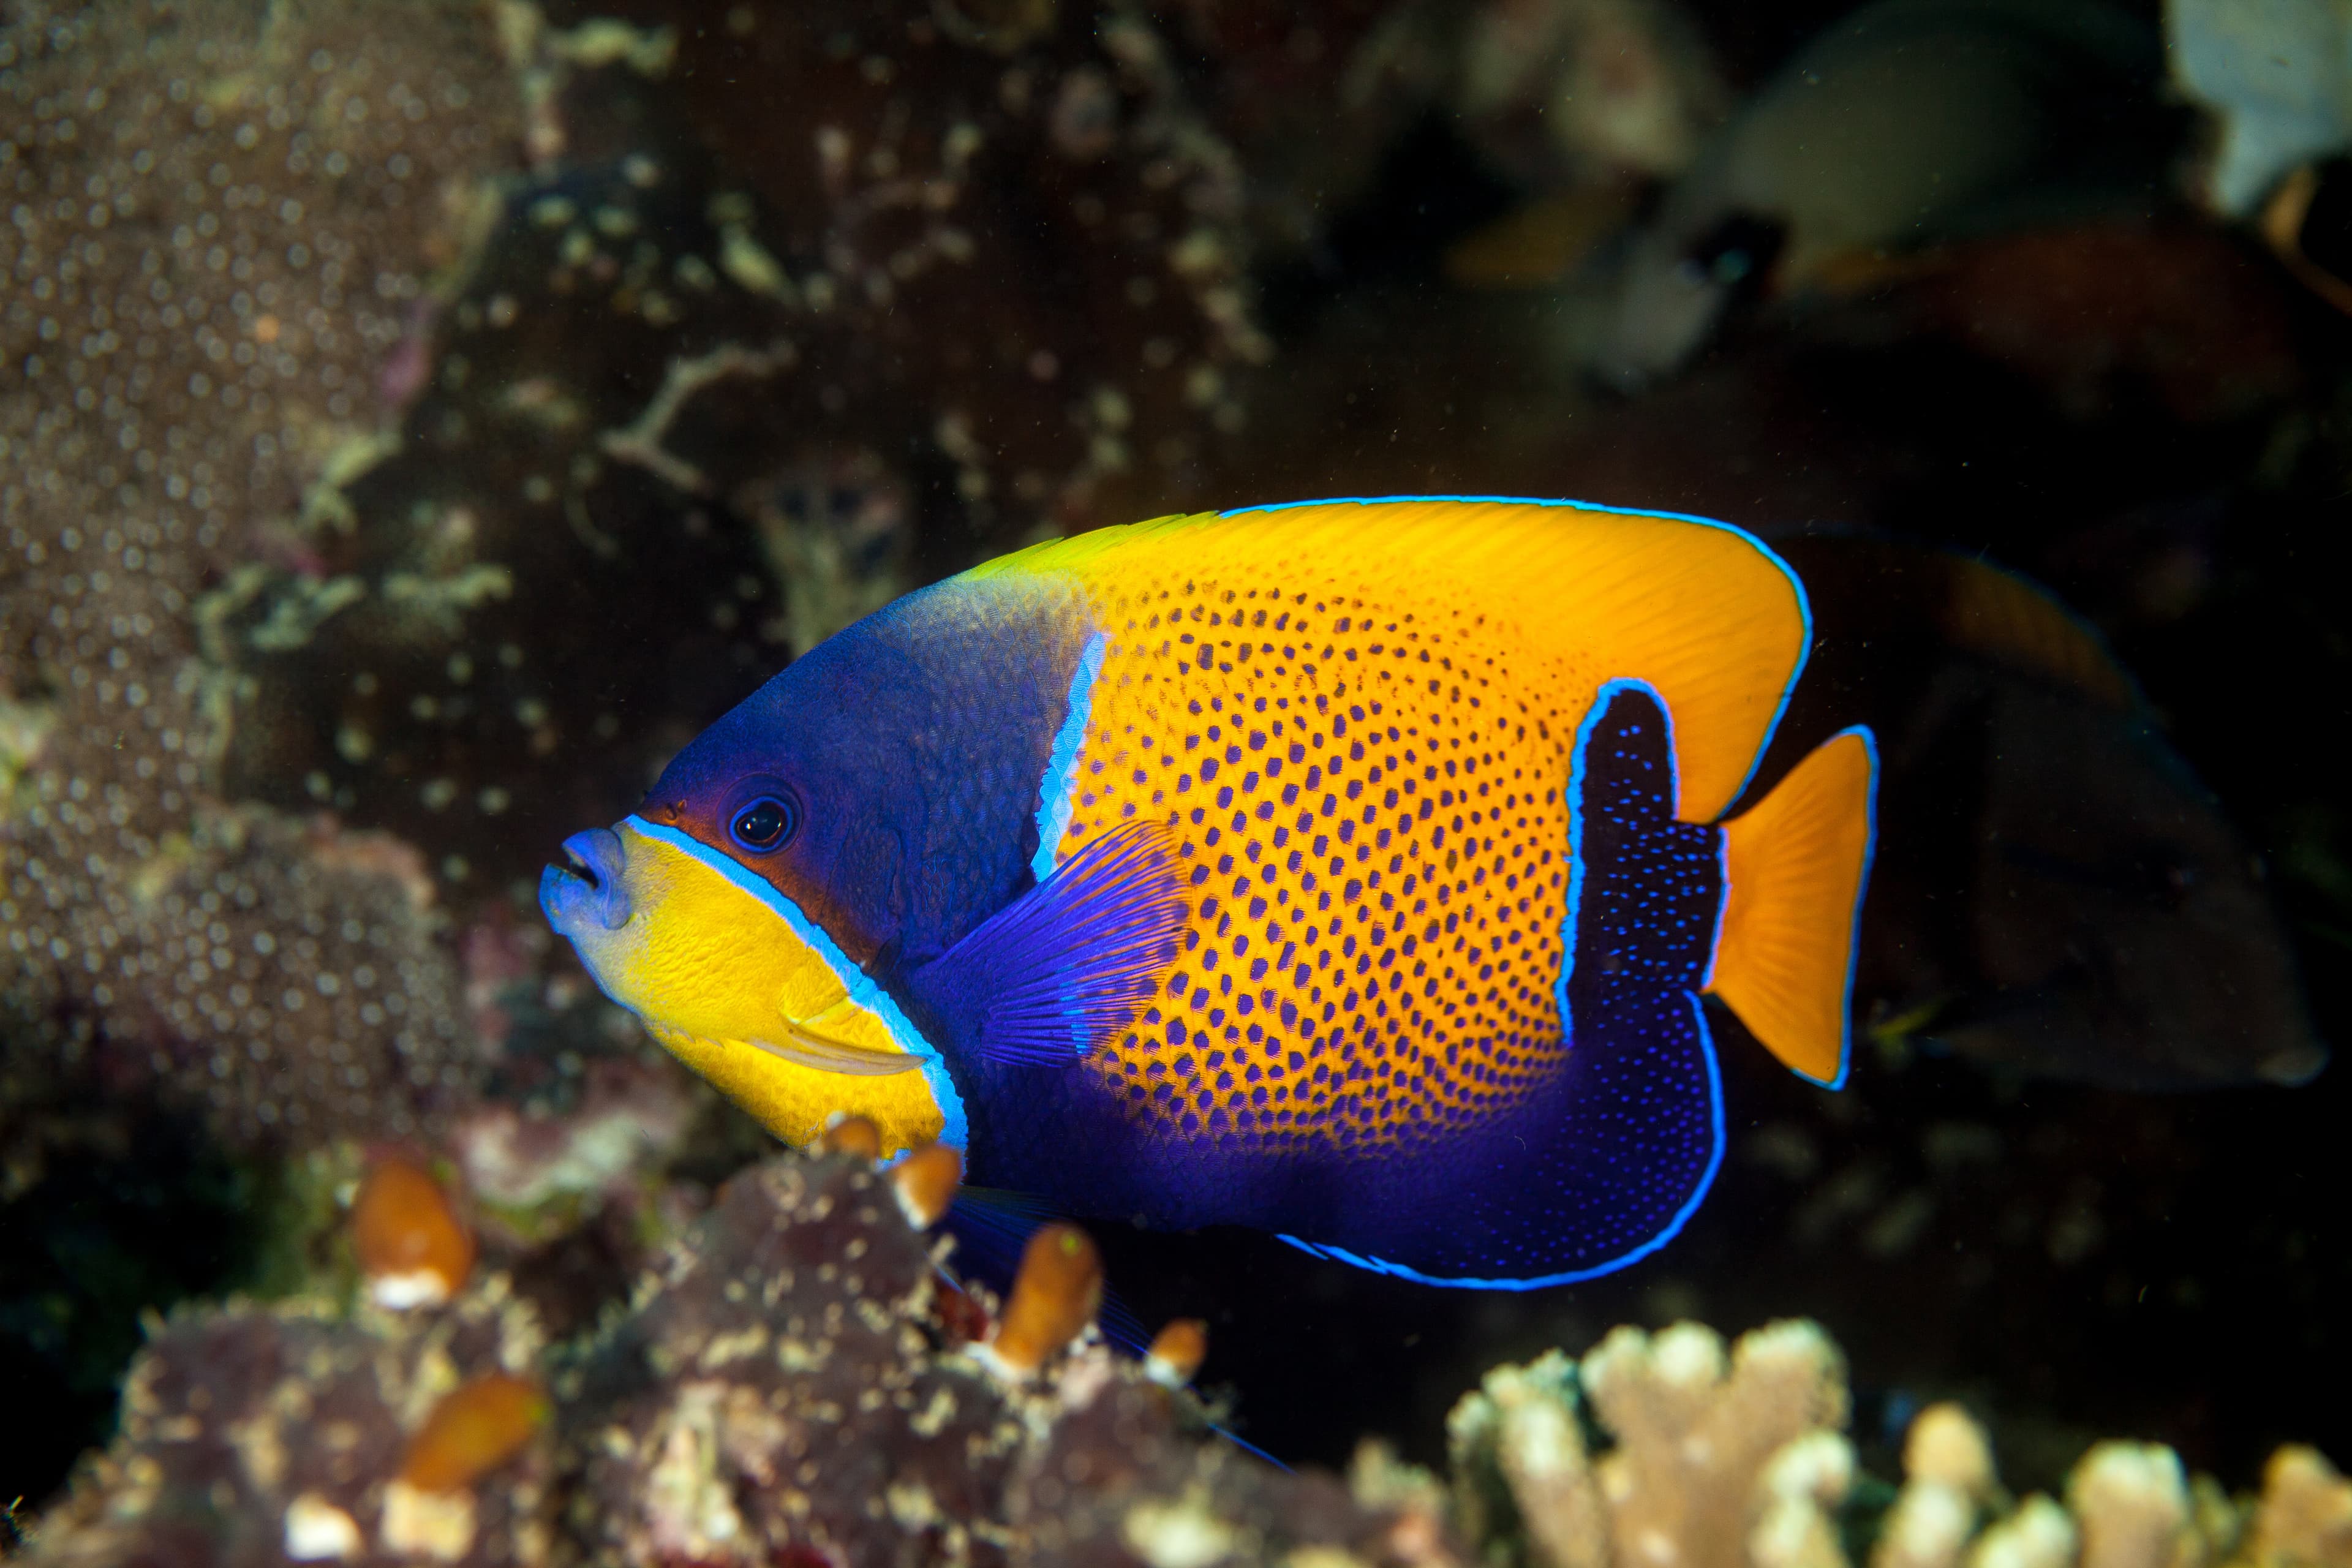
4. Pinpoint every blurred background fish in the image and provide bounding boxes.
[1753,533,2326,1091]
[1584,0,2187,385]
